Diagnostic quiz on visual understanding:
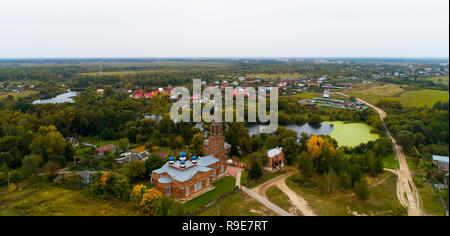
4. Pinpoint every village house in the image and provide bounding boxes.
[432,155,449,175]
[116,151,150,164]
[65,137,79,147]
[94,144,117,159]
[152,122,228,201]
